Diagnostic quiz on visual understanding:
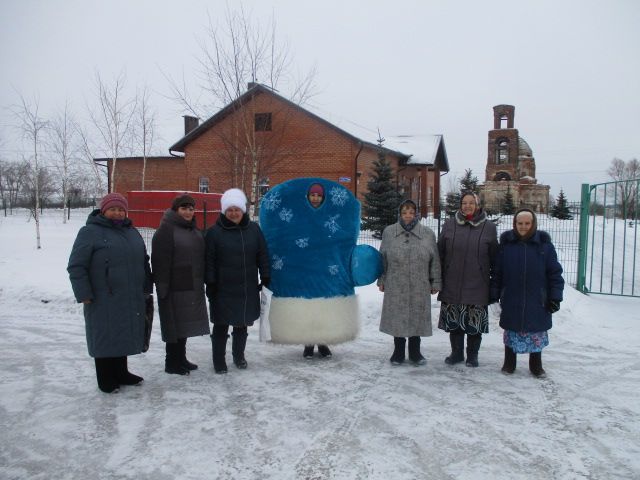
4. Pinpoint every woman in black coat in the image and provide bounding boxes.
[491,209,564,377]
[204,189,270,374]
[152,194,210,376]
